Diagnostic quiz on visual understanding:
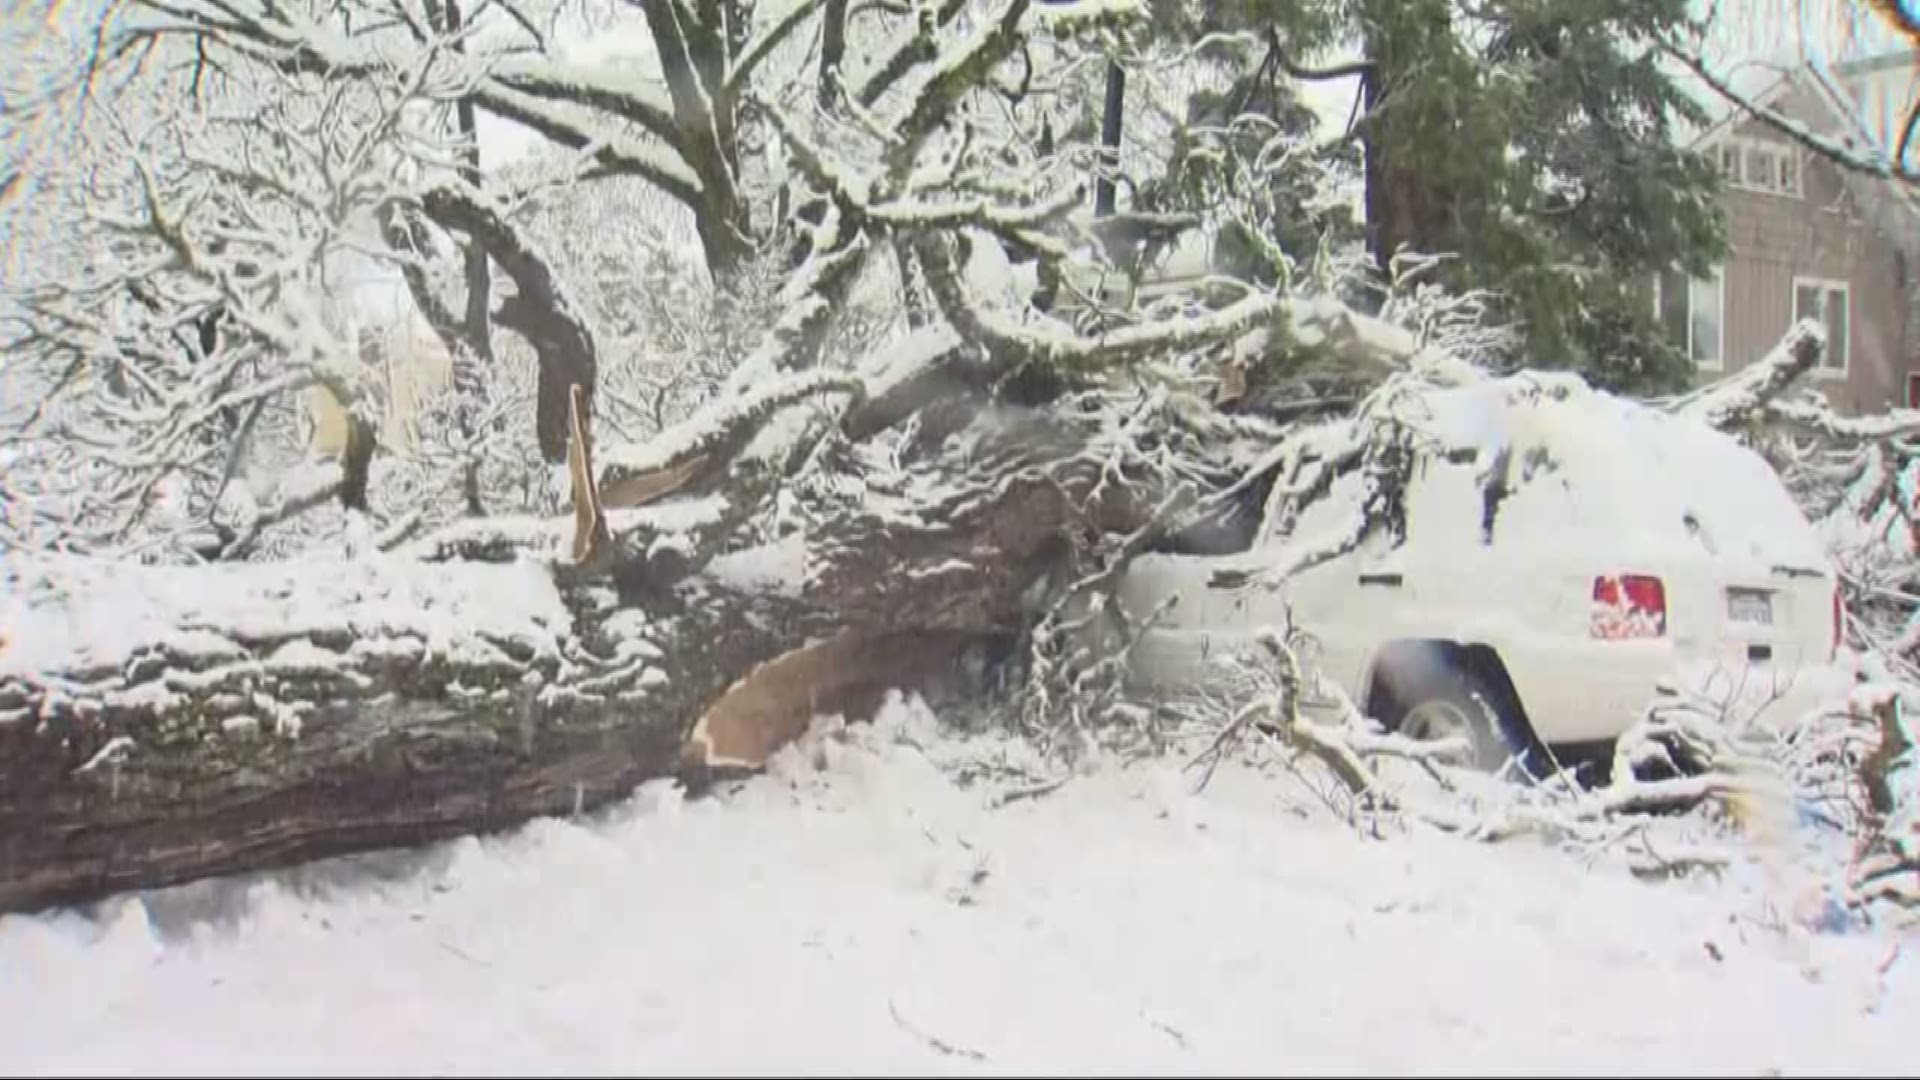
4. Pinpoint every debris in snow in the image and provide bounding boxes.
[3,694,1914,1074]
[889,1000,989,1063]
